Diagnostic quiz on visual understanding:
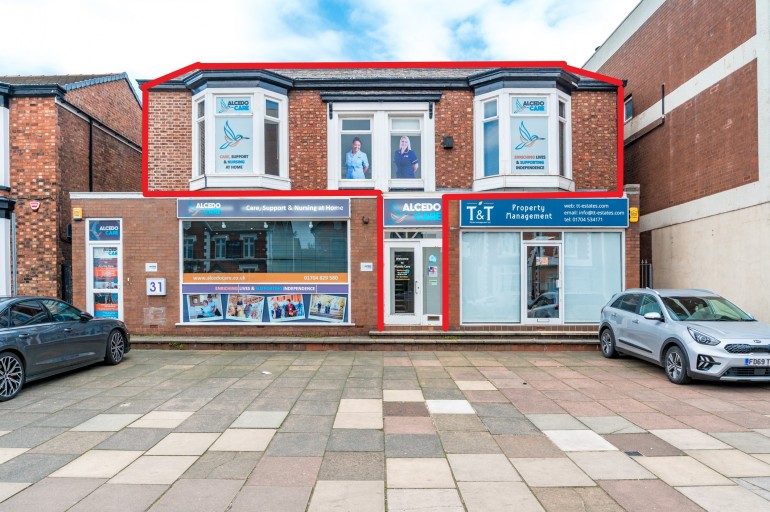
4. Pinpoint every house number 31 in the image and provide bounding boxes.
[146,278,167,296]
